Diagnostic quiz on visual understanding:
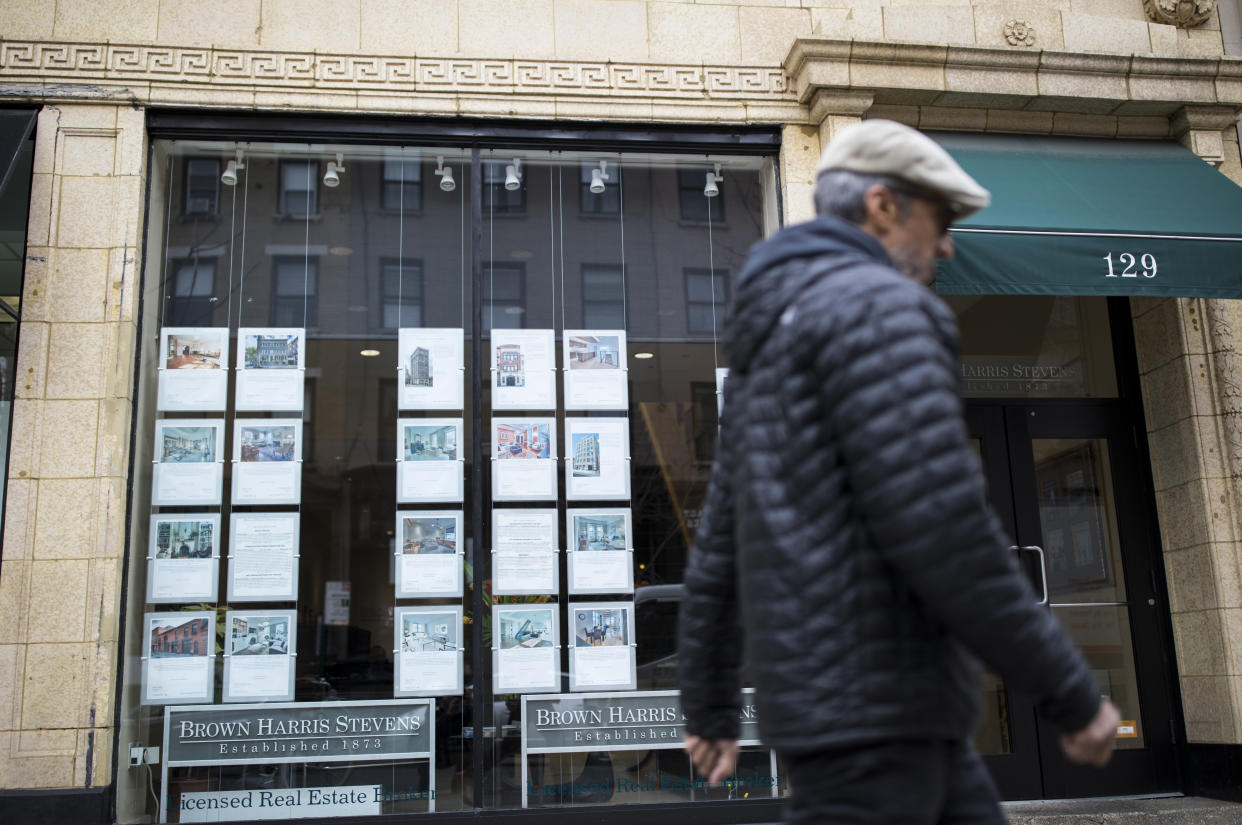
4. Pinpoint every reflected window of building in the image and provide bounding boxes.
[482,160,525,213]
[579,162,620,215]
[684,267,729,335]
[483,262,525,331]
[690,381,718,462]
[272,255,319,327]
[183,158,219,217]
[678,167,723,223]
[381,159,423,211]
[582,264,625,328]
[279,160,319,215]
[166,258,216,326]
[381,257,424,328]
